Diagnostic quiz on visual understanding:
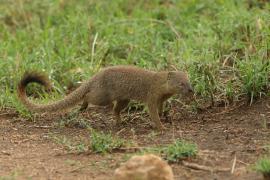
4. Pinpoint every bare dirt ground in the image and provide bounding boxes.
[1,98,270,180]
